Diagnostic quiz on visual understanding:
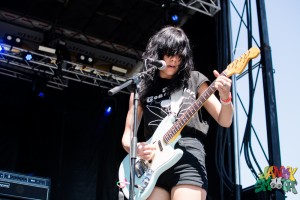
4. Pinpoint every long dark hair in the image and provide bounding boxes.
[139,25,194,106]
